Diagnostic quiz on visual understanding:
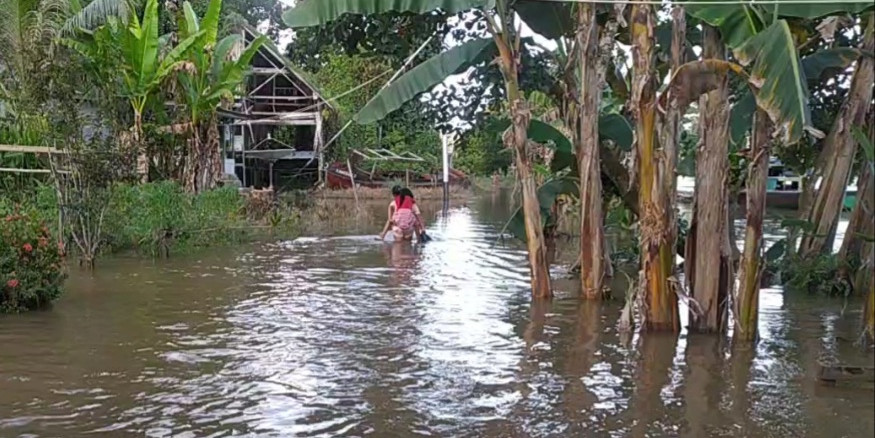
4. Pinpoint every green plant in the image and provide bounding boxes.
[65,0,204,177]
[0,207,66,312]
[175,0,265,192]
